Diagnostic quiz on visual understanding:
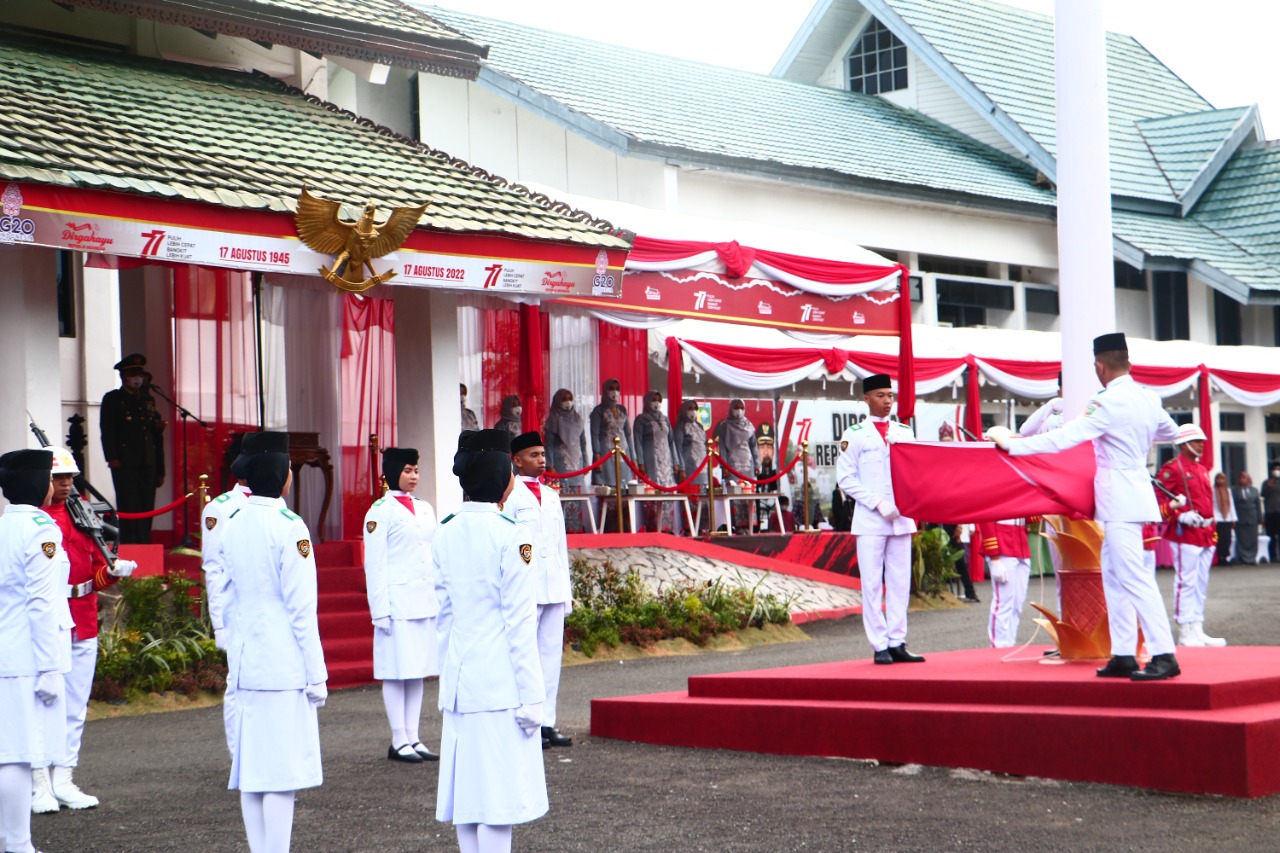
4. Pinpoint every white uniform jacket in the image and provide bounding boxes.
[0,505,71,677]
[836,418,918,536]
[1010,374,1179,522]
[433,503,543,714]
[505,478,572,606]
[219,496,327,690]
[362,491,439,621]
[201,484,250,634]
